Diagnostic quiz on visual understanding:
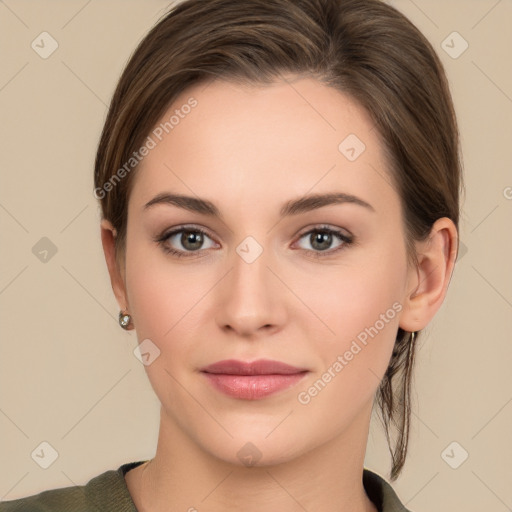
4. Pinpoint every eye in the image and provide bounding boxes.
[155,226,217,257]
[154,224,354,259]
[294,225,353,257]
